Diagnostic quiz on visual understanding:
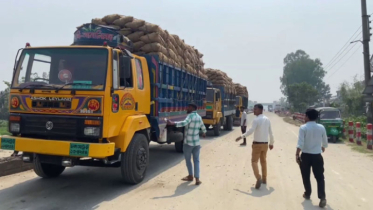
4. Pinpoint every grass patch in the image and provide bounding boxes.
[283,117,303,127]
[0,120,10,135]
[343,138,373,155]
